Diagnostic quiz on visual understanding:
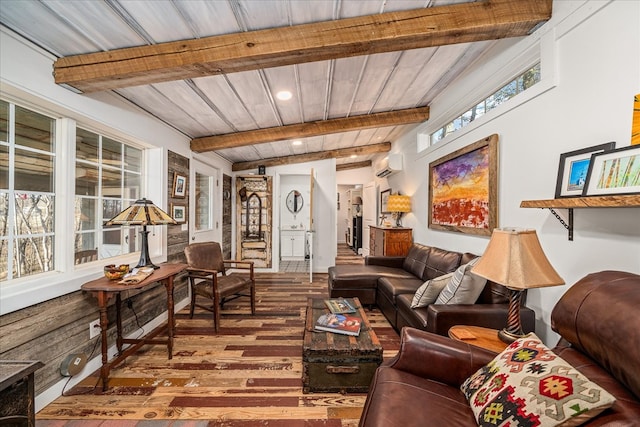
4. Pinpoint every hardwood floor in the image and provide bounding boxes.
[335,244,364,265]
[37,272,399,426]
